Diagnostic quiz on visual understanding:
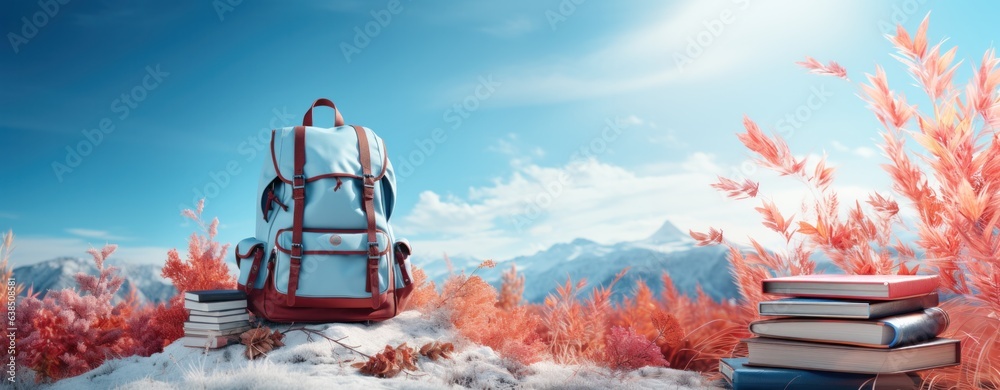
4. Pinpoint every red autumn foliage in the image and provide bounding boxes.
[150,199,236,348]
[796,56,849,80]
[435,261,546,365]
[15,245,146,382]
[602,326,670,372]
[414,260,741,376]
[353,343,419,378]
